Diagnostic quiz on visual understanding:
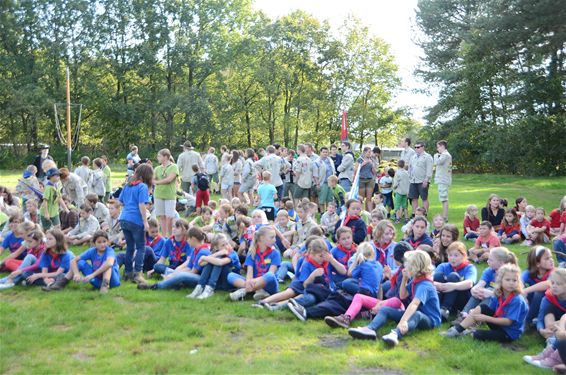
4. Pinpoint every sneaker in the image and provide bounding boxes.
[133,272,147,285]
[523,346,554,365]
[532,349,562,369]
[0,281,15,290]
[123,272,134,282]
[187,285,204,299]
[360,310,374,320]
[137,283,156,290]
[522,240,533,246]
[253,289,270,301]
[197,286,214,300]
[251,302,266,309]
[439,326,465,338]
[288,301,307,321]
[348,326,377,340]
[42,277,69,291]
[286,271,295,280]
[440,307,450,321]
[265,303,286,312]
[451,312,467,326]
[287,297,300,309]
[230,288,247,301]
[99,280,110,294]
[382,330,399,347]
[324,314,351,329]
